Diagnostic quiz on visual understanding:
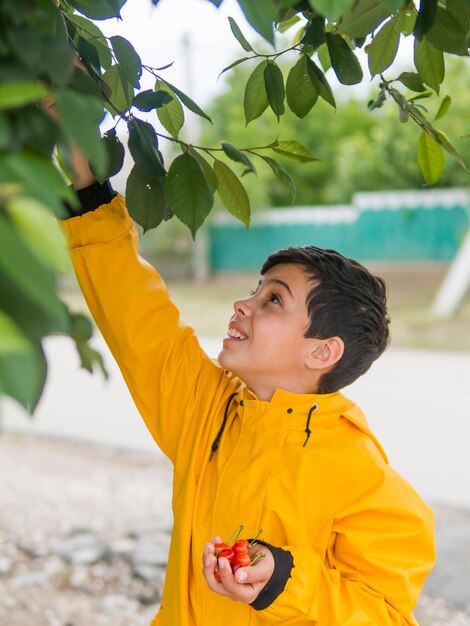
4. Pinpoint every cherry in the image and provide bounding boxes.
[211,525,265,582]
[232,538,249,555]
